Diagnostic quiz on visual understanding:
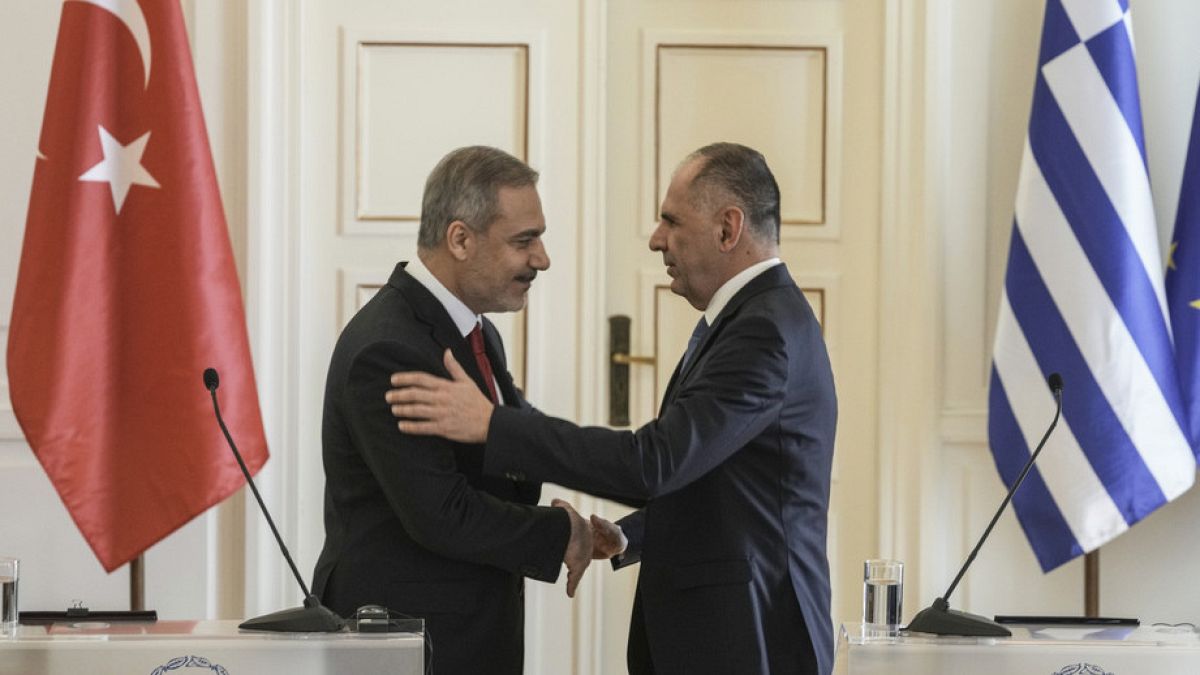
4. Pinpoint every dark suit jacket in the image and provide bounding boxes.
[312,262,570,675]
[487,263,837,675]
